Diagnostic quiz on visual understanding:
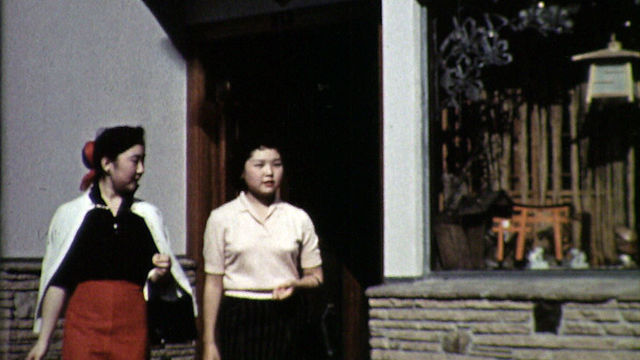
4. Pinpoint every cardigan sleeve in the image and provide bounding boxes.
[34,196,91,332]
